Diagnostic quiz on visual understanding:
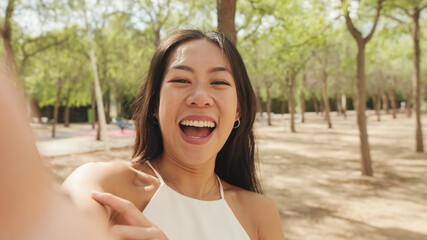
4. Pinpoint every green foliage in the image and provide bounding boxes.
[2,0,426,118]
